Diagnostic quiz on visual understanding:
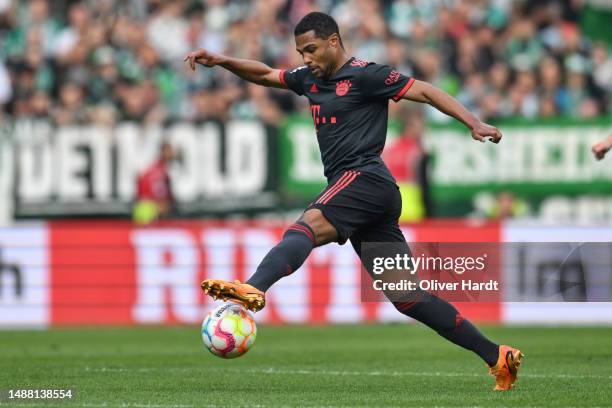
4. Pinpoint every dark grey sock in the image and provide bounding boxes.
[395,291,499,366]
[246,222,315,292]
